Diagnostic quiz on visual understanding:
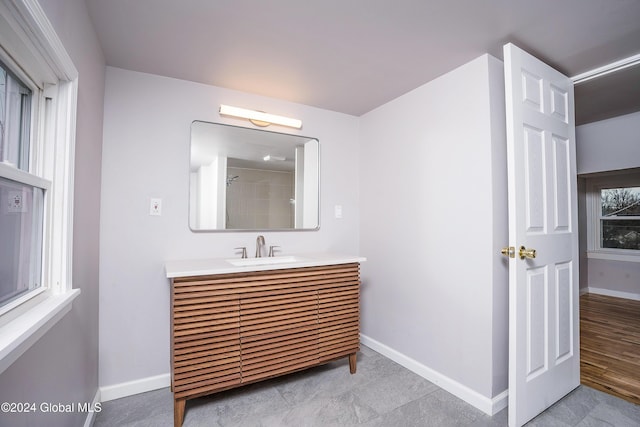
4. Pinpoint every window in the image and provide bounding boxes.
[599,187,640,250]
[587,174,640,261]
[0,0,79,374]
[0,61,45,310]
[0,62,31,169]
[0,177,45,307]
